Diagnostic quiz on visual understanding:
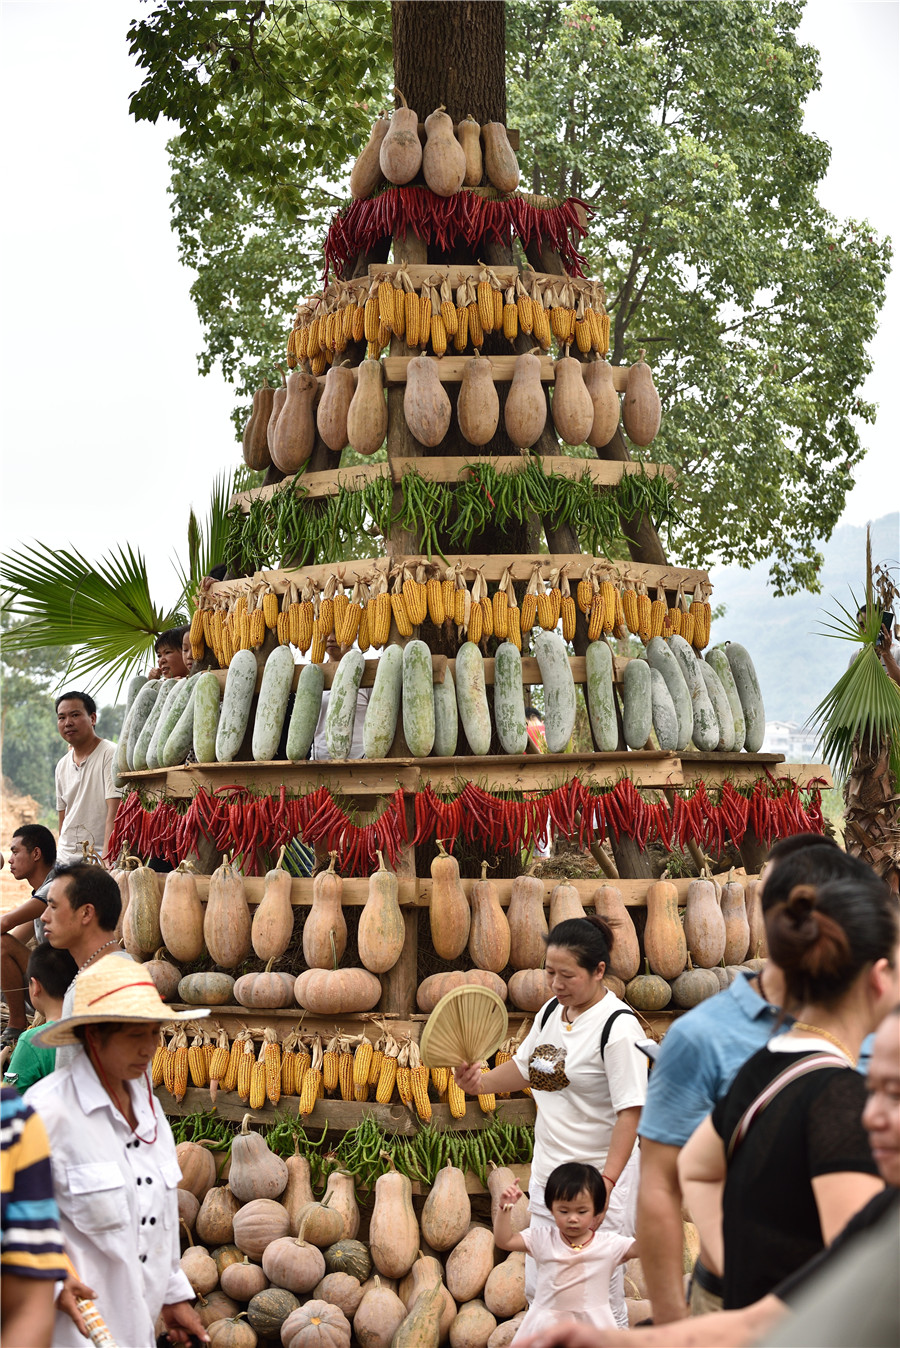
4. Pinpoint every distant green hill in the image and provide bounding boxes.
[707,511,899,730]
